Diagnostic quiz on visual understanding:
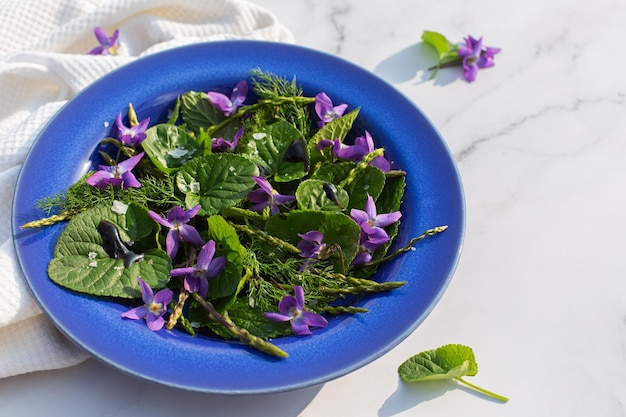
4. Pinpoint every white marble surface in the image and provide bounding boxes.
[2,0,626,415]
